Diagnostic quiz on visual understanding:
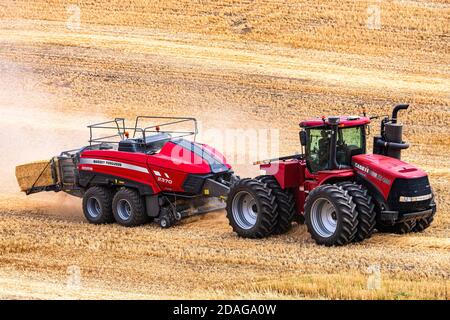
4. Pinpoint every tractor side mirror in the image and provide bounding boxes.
[300,131,307,146]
